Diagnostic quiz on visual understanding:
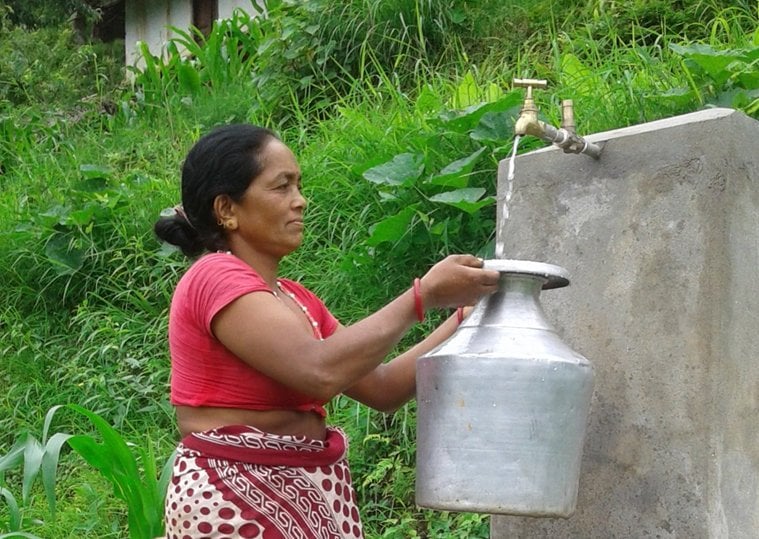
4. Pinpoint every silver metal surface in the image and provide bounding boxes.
[483,259,570,289]
[415,260,594,517]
